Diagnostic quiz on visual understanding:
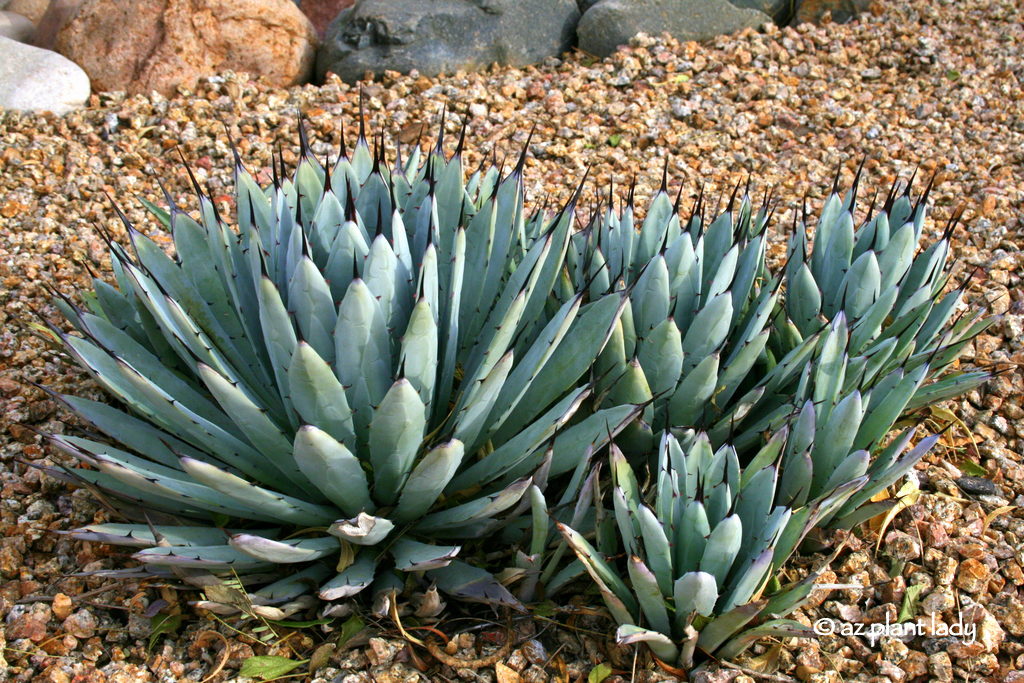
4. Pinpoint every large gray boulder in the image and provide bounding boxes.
[729,0,790,22]
[0,36,90,114]
[317,0,579,83]
[578,0,771,58]
[728,0,792,23]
